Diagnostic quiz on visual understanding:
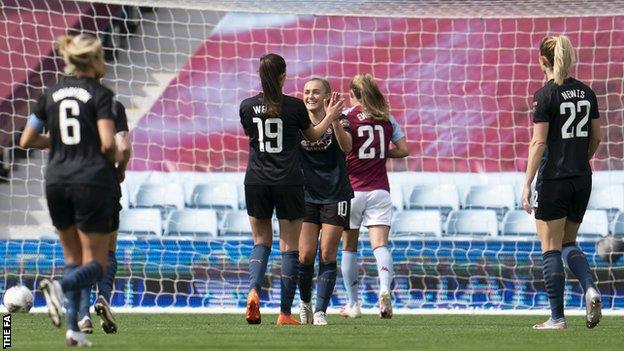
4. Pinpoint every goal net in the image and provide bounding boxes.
[1,0,623,312]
